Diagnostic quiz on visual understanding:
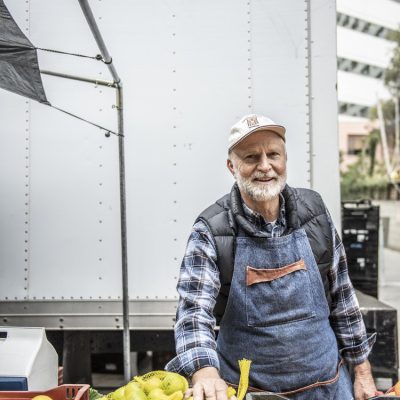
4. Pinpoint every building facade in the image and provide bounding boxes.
[337,0,400,169]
